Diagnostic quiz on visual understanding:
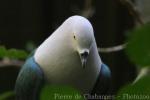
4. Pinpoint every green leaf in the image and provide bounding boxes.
[7,48,28,59]
[0,46,7,57]
[116,76,150,100]
[40,85,85,100]
[0,91,14,100]
[0,46,28,59]
[126,23,150,67]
